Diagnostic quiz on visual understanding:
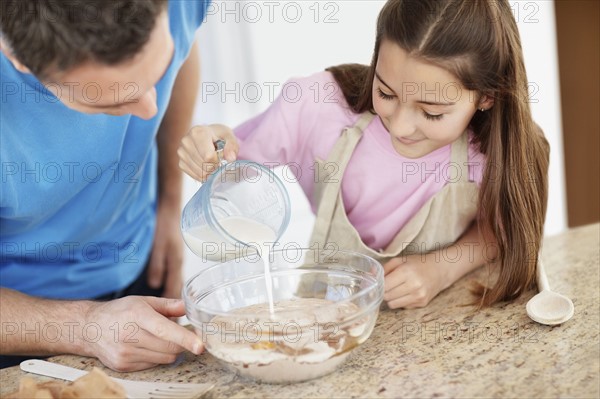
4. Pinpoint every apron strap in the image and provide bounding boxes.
[311,112,376,245]
[450,131,470,183]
